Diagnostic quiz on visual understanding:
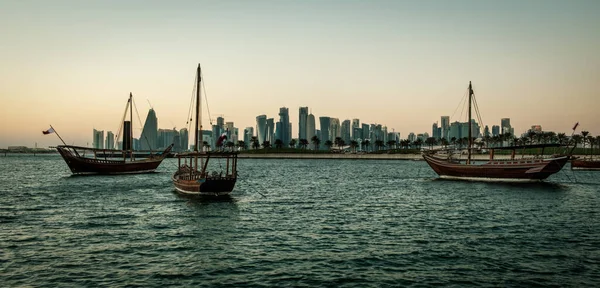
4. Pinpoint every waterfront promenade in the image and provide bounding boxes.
[236,153,523,161]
